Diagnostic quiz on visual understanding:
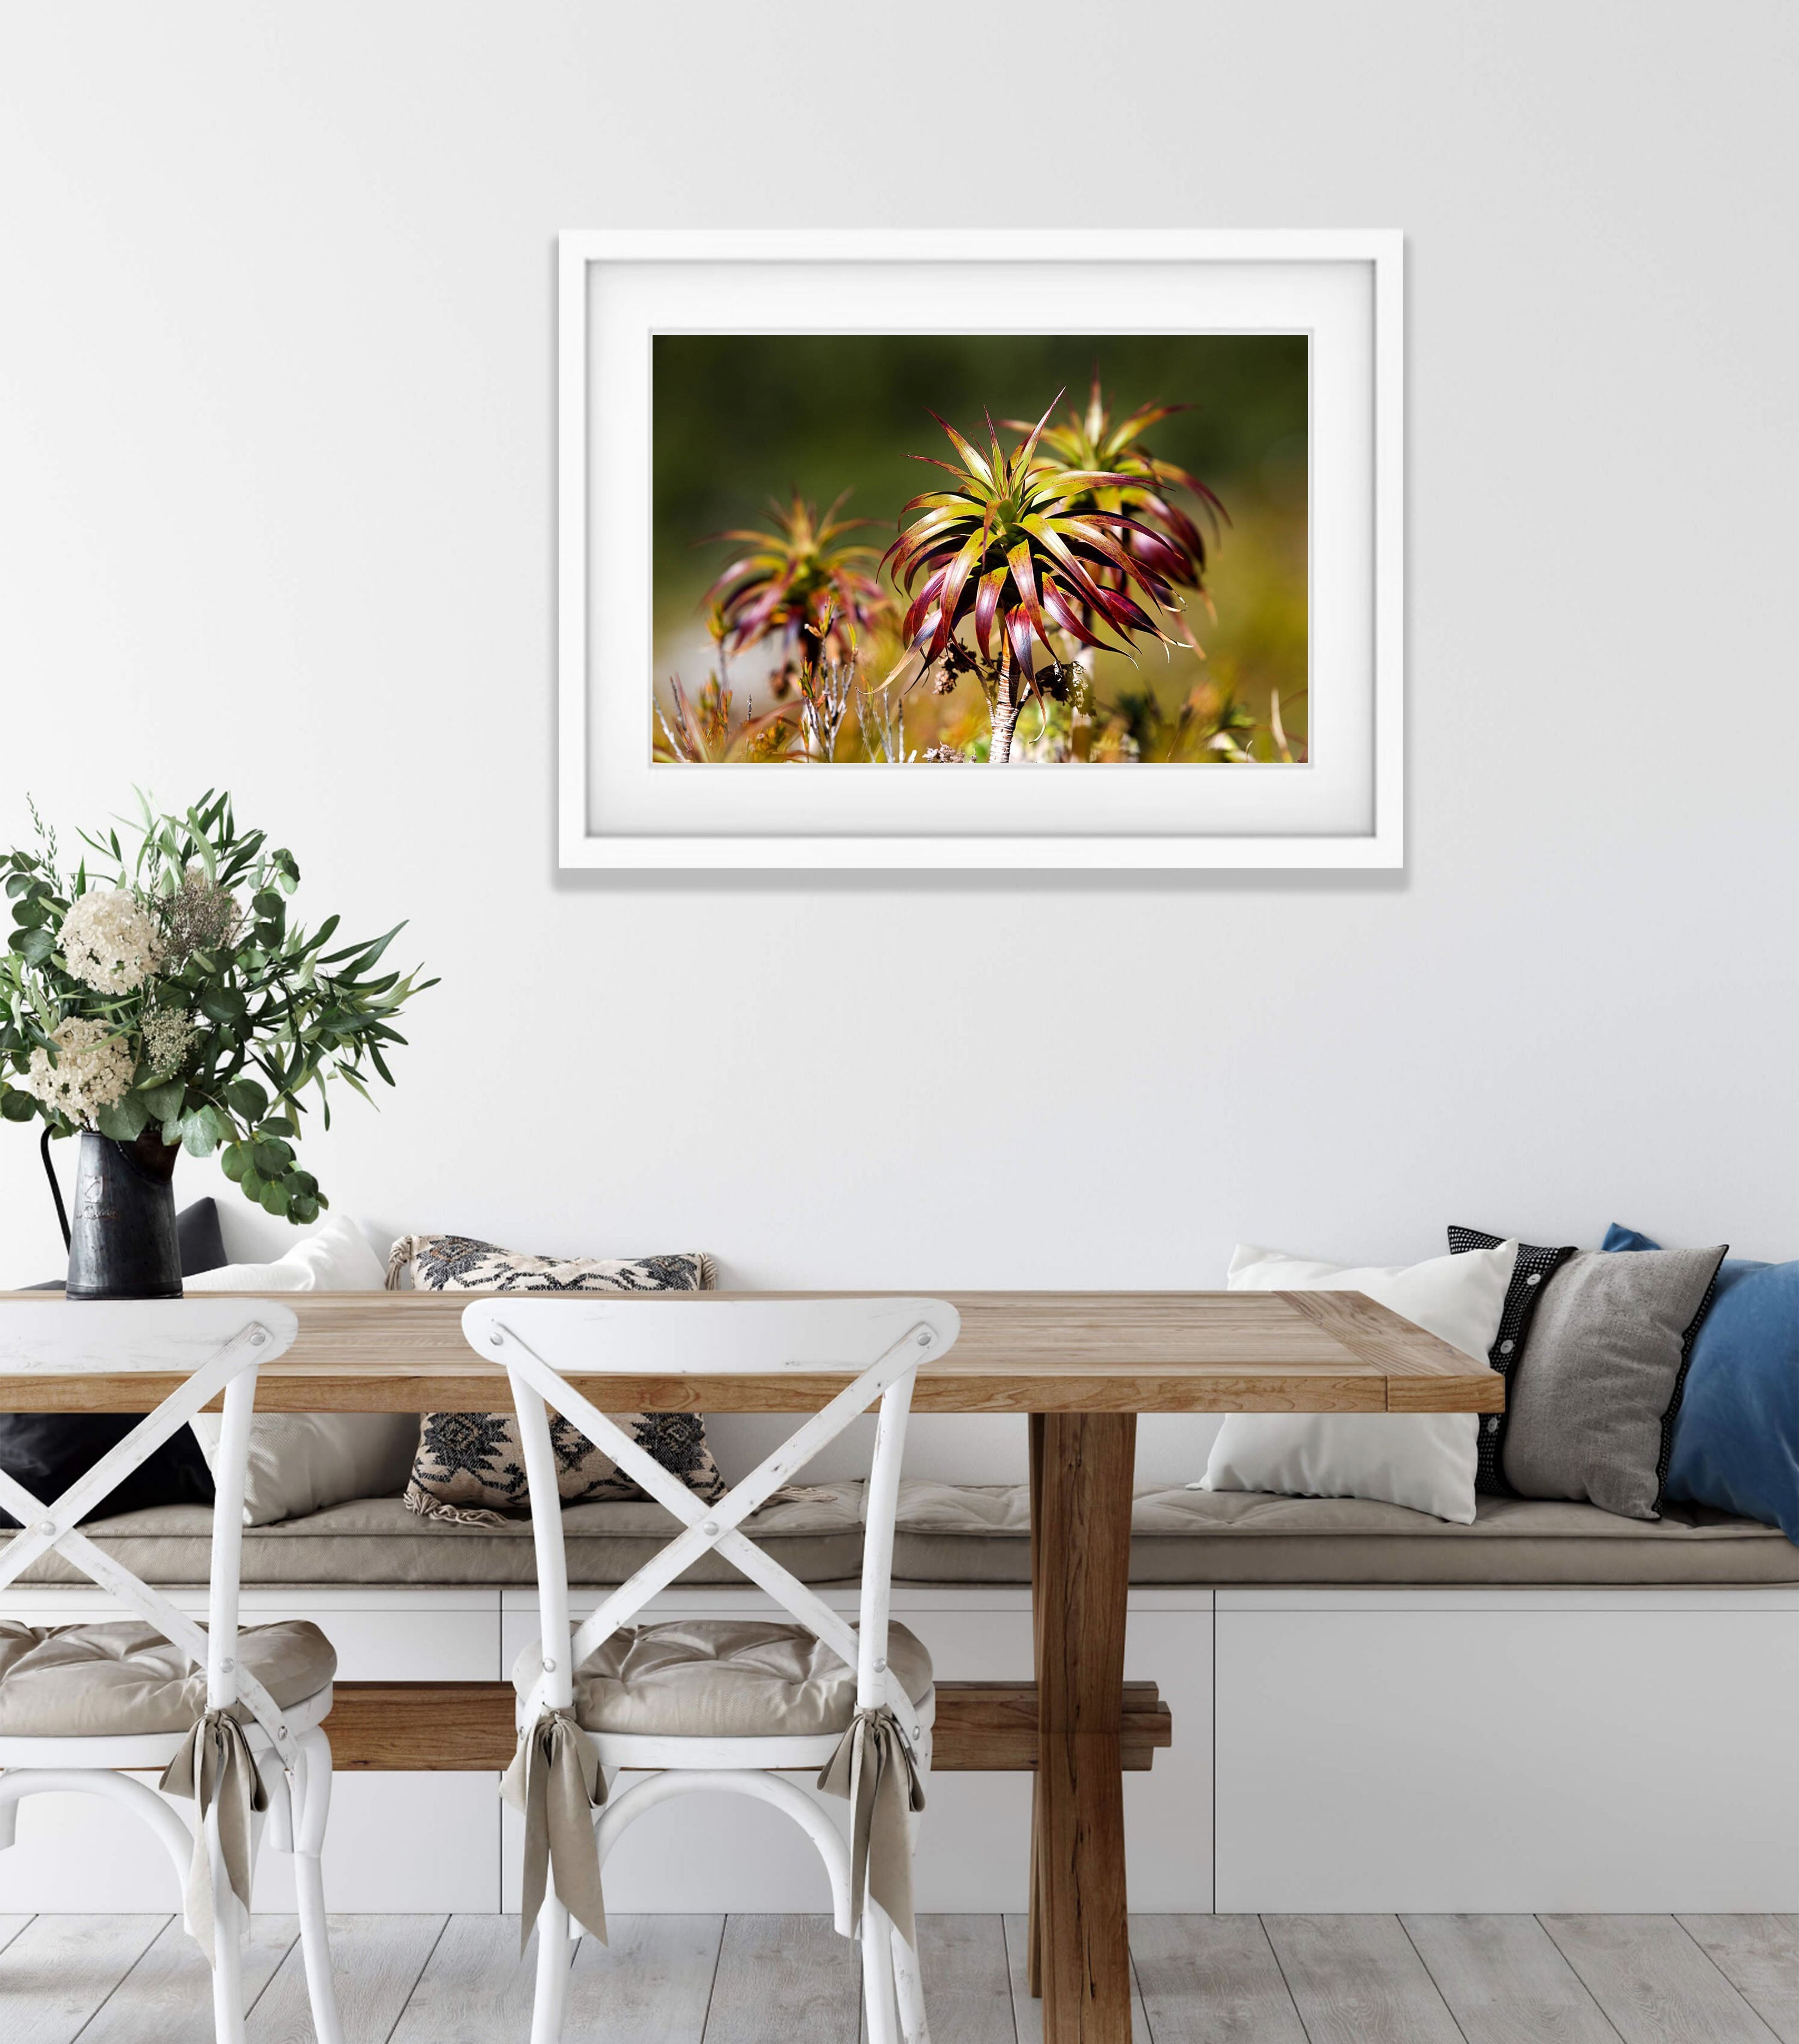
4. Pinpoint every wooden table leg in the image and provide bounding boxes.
[1028,1408,1046,1998]
[1029,1410,1137,2044]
